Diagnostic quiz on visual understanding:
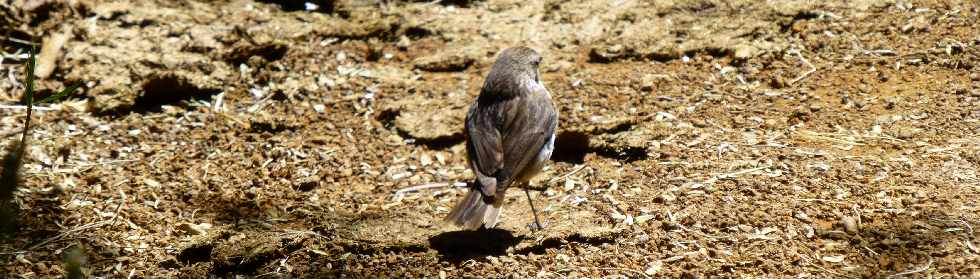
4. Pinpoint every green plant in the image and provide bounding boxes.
[2,45,81,276]
[0,43,79,233]
[0,44,36,236]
